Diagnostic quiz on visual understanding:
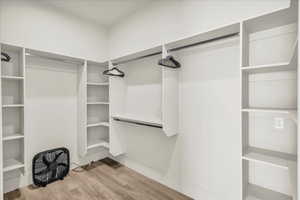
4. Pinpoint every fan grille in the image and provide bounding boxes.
[33,147,70,187]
